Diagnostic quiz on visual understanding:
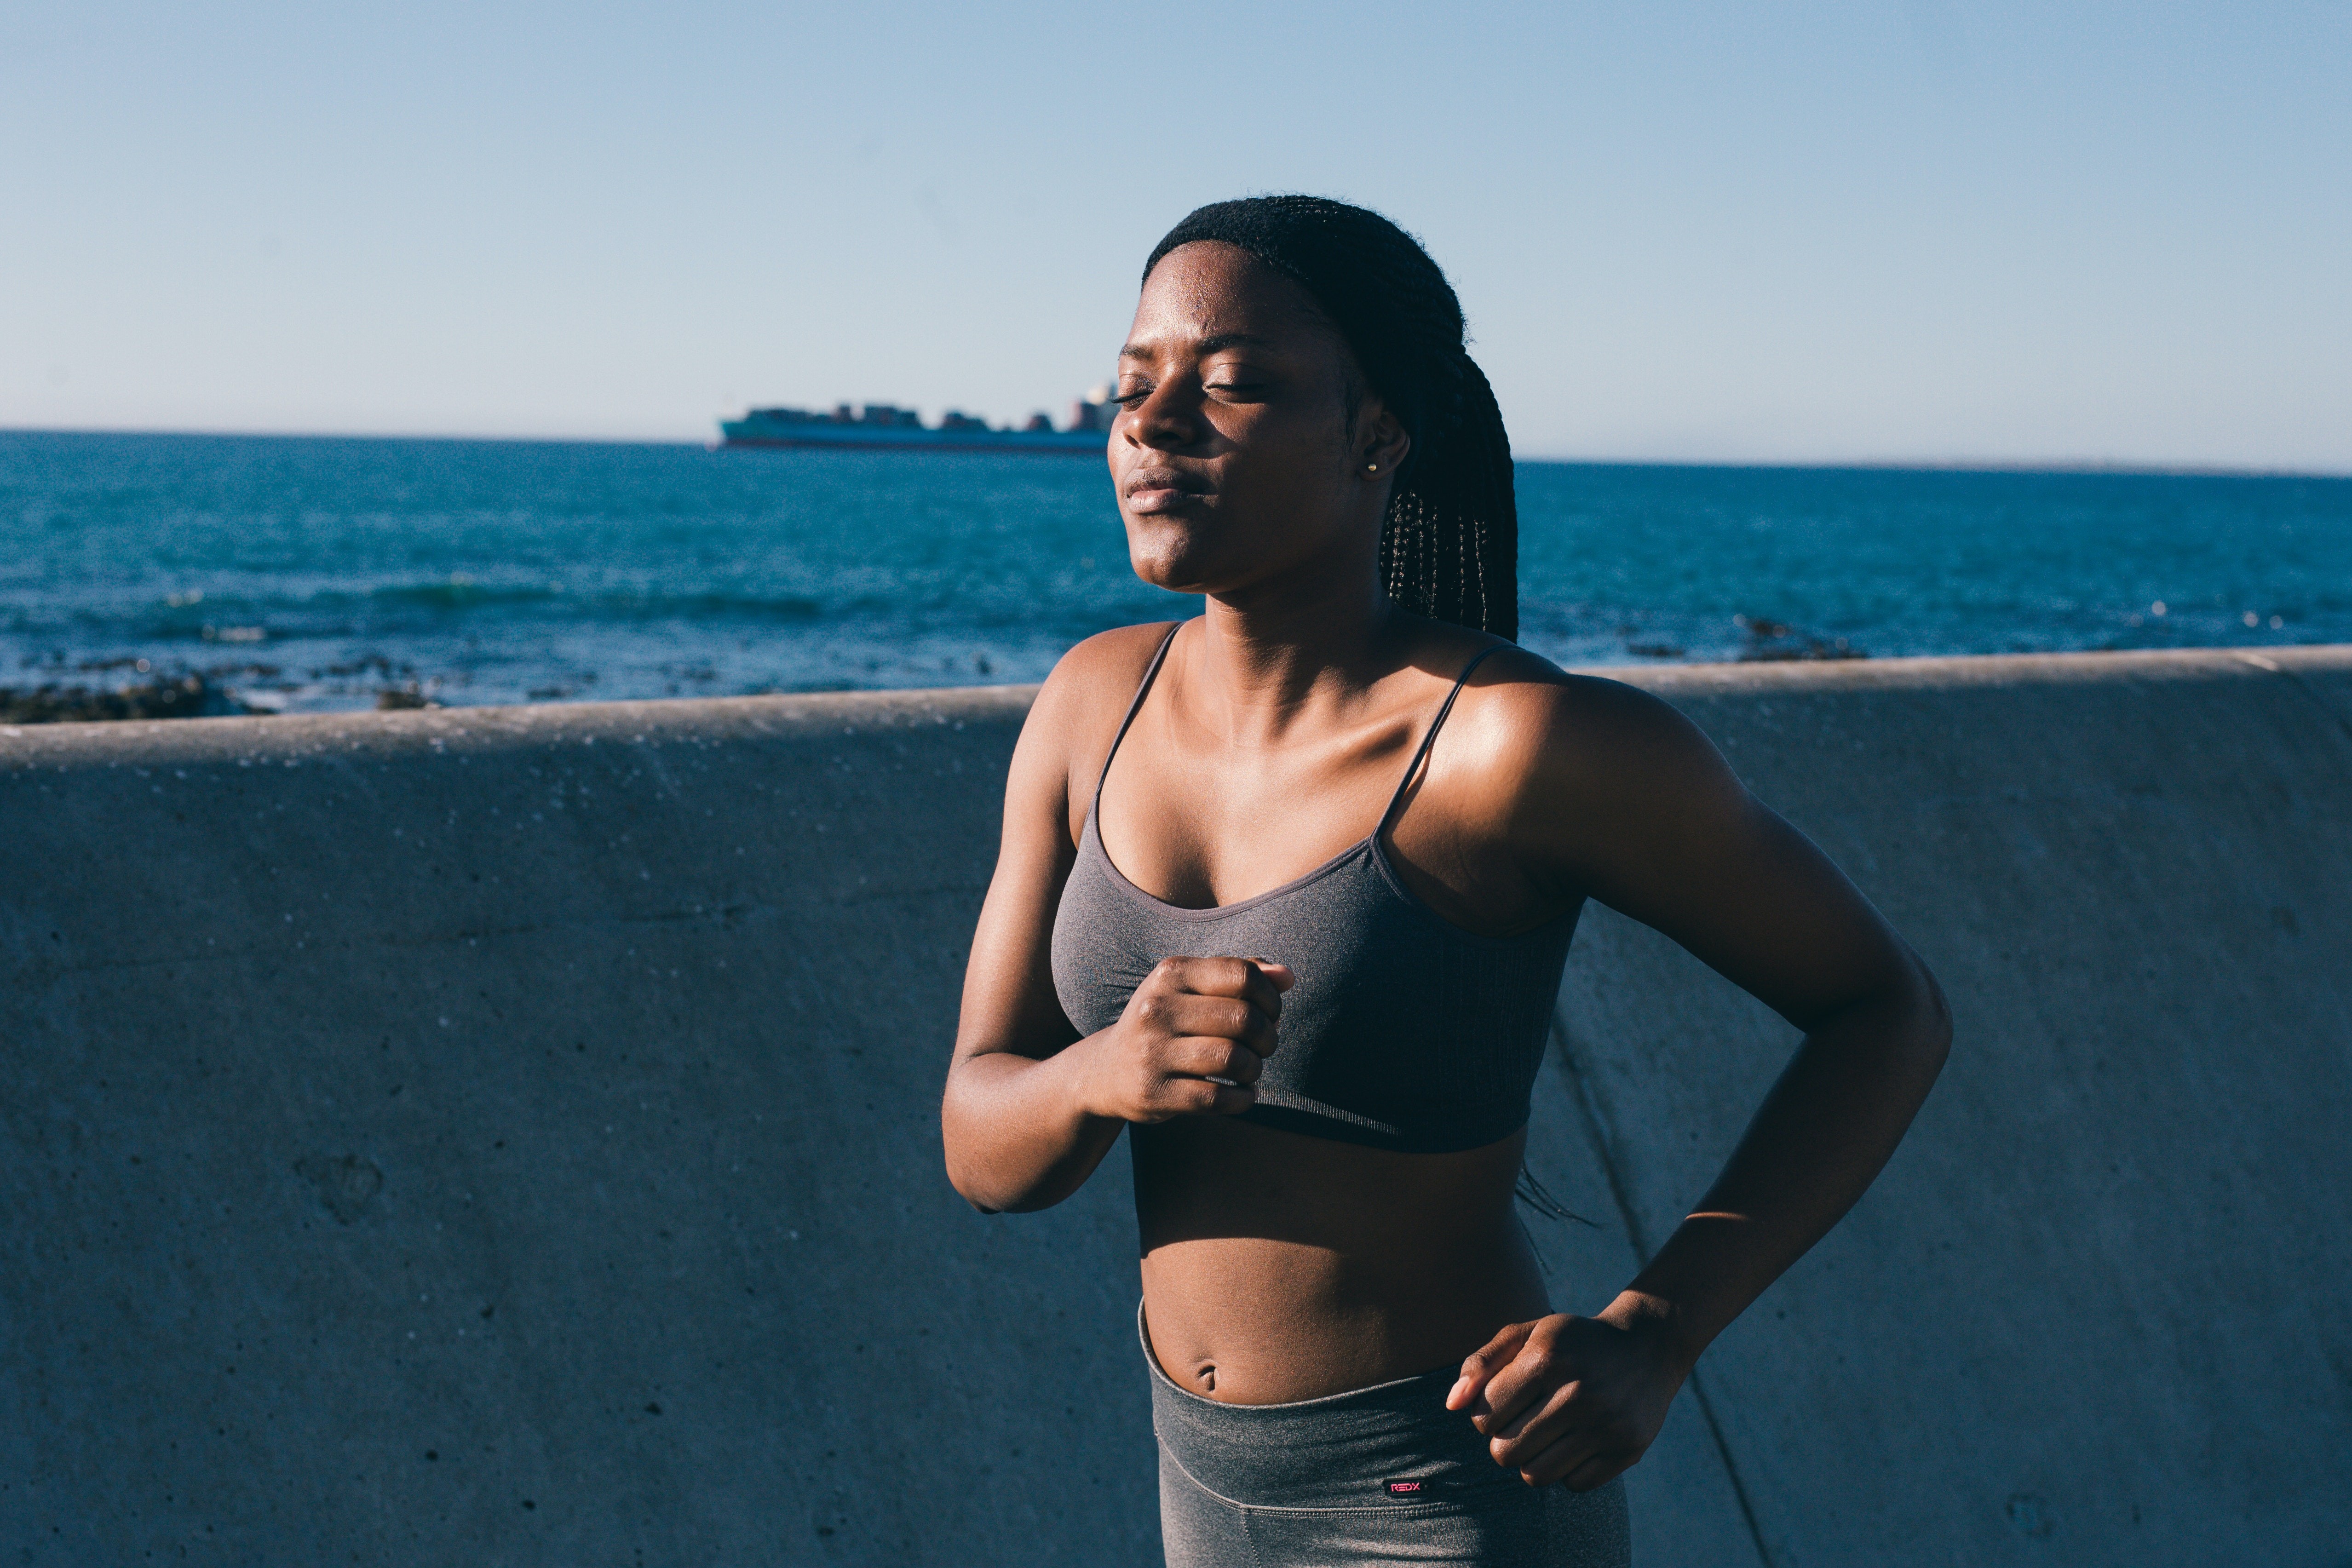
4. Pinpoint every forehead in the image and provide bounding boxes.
[1124,241,1339,360]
